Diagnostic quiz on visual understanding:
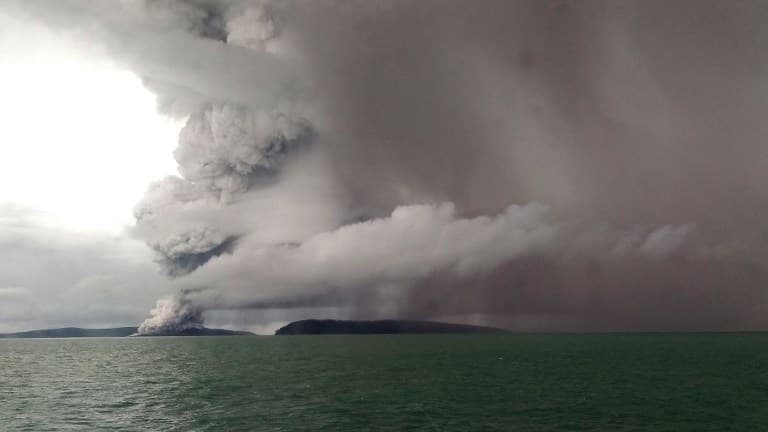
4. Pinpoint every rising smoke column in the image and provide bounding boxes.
[137,293,204,335]
[134,102,316,277]
[128,1,323,333]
